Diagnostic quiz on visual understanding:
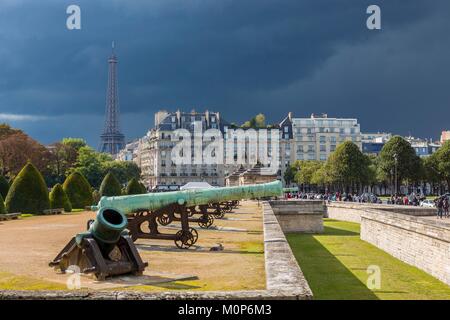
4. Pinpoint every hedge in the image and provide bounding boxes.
[0,194,6,215]
[126,177,145,195]
[49,183,72,212]
[5,162,50,214]
[99,172,122,197]
[0,175,9,199]
[63,172,94,209]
